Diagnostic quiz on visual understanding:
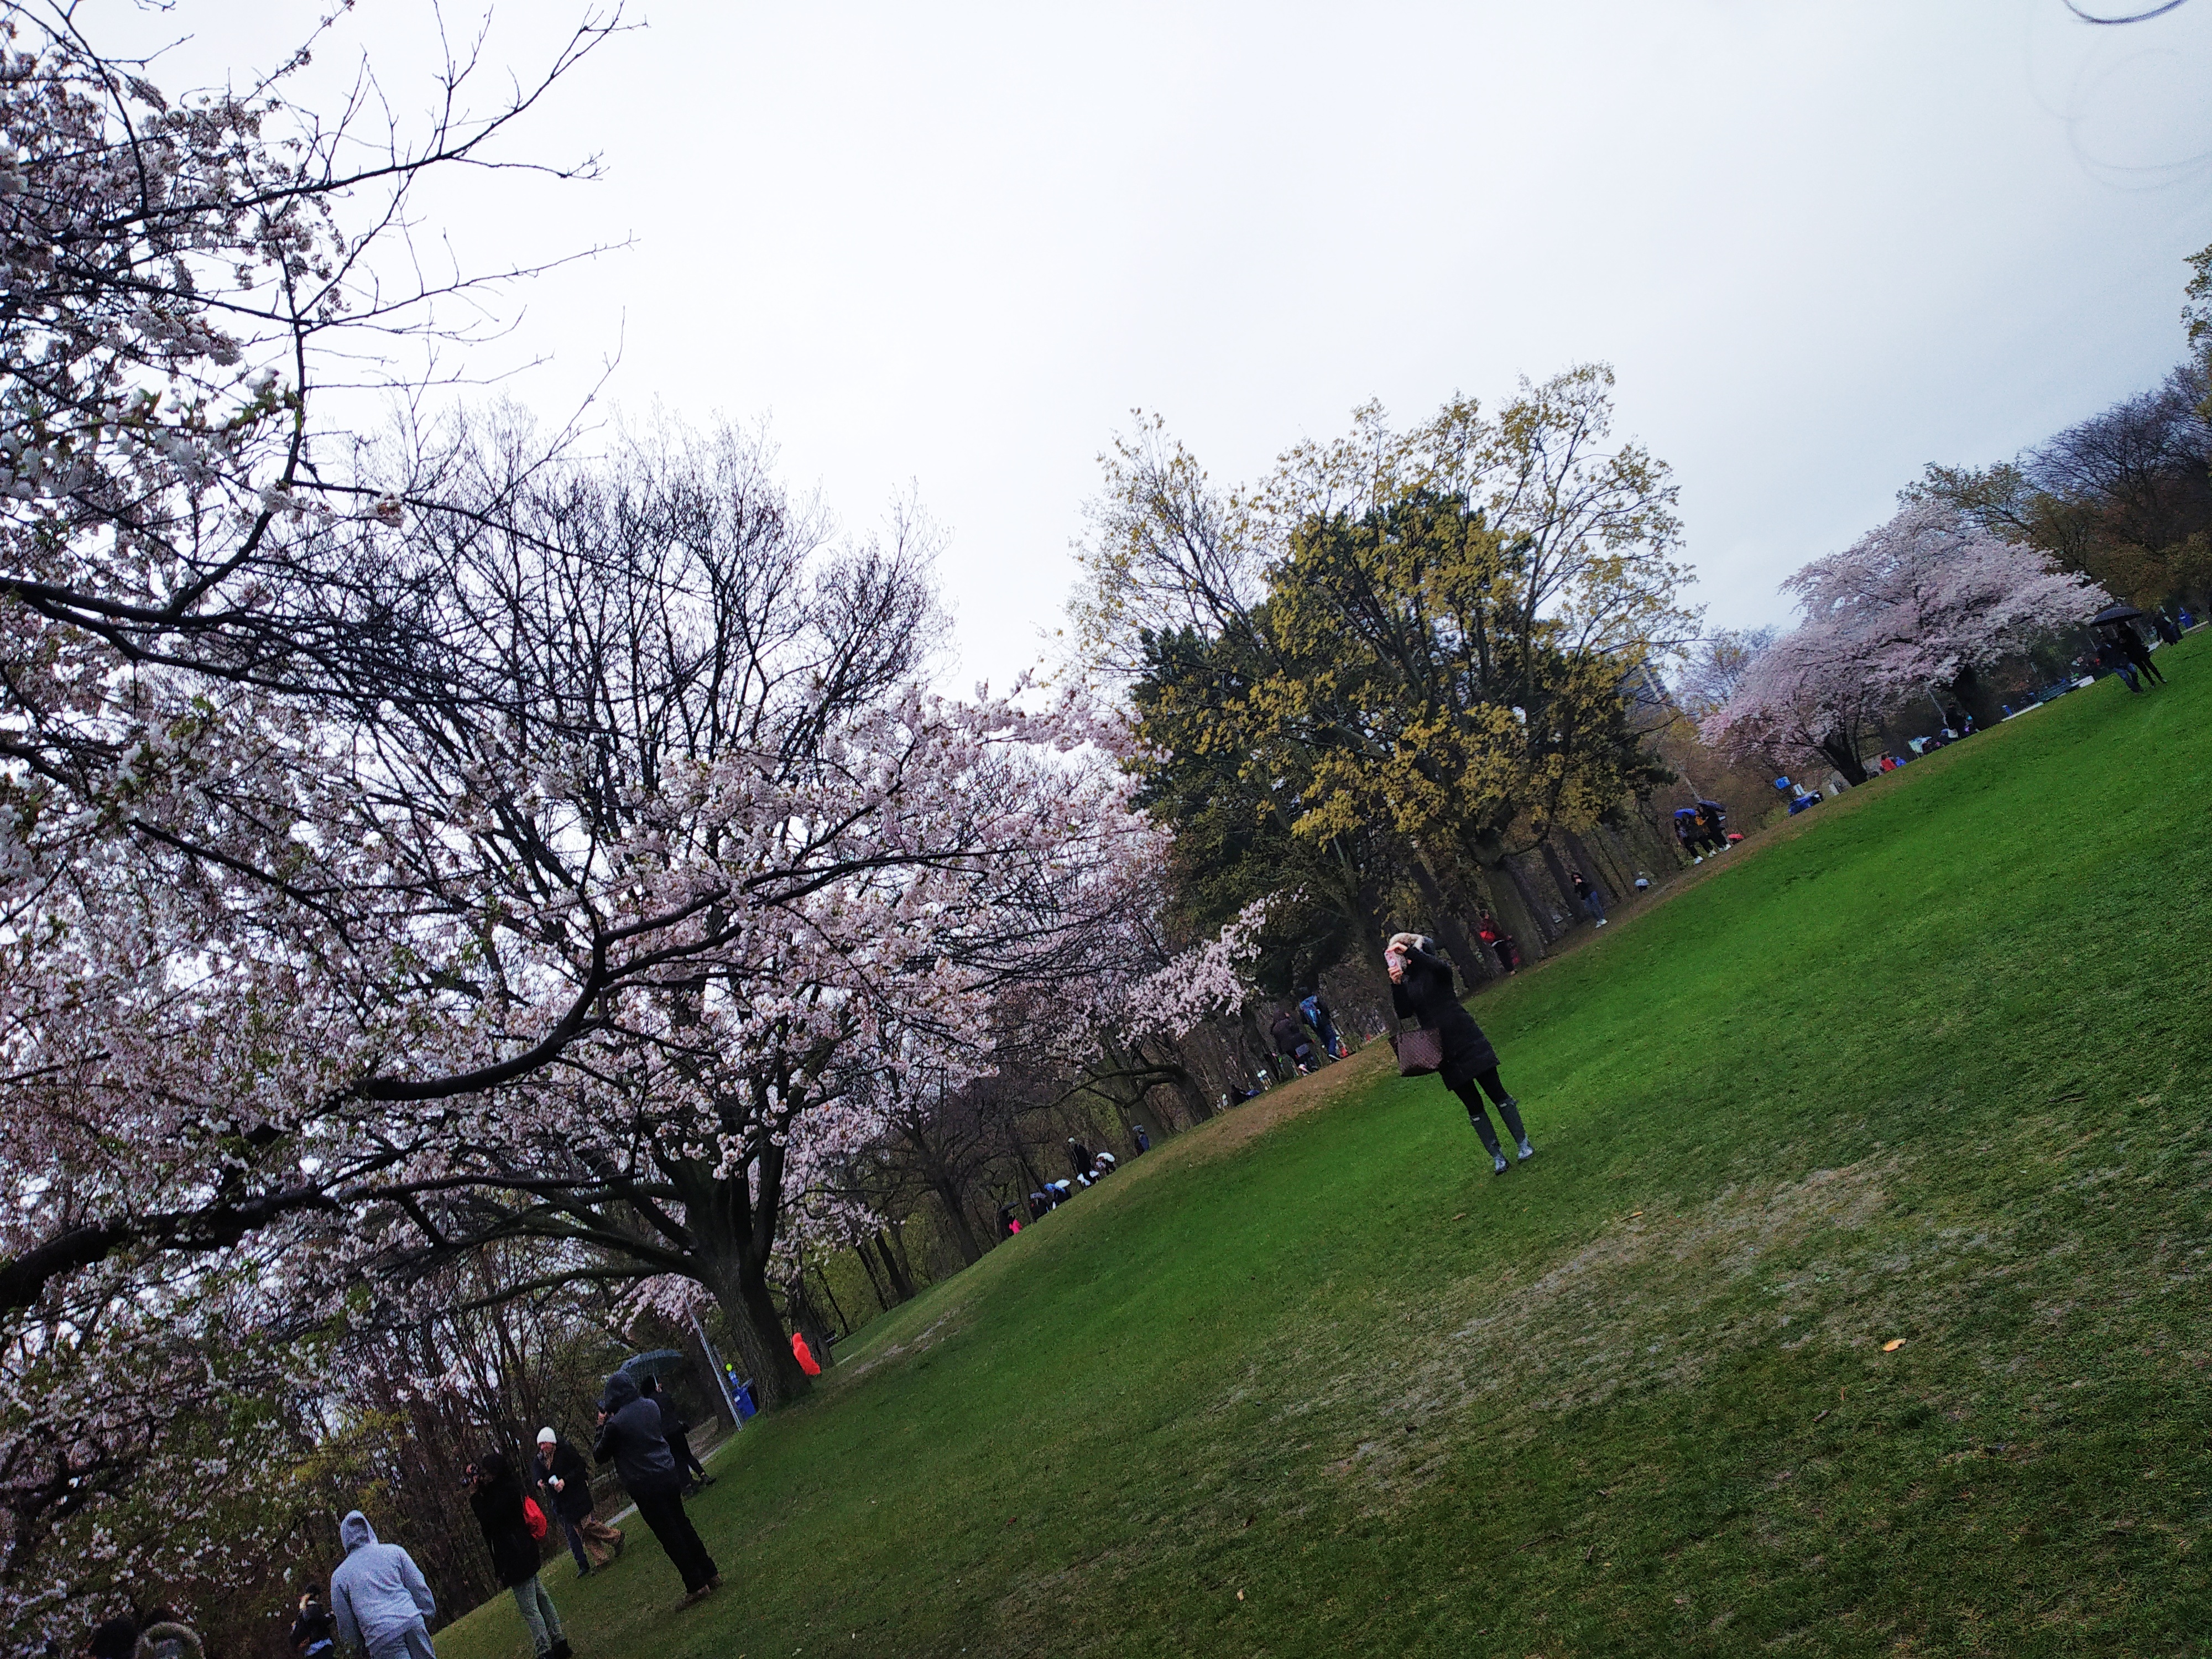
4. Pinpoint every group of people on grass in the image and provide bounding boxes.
[1267,990,1352,1077]
[91,1370,726,1659]
[2093,611,2184,695]
[1673,800,1733,863]
[1011,1137,1126,1226]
